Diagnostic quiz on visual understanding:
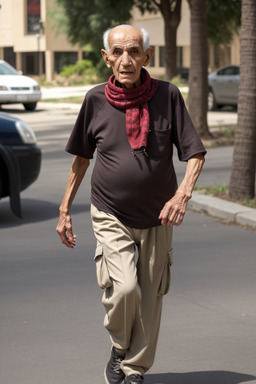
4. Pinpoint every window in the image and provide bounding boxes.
[159,46,165,67]
[159,46,183,68]
[4,47,16,68]
[26,54,36,73]
[217,66,240,76]
[27,0,41,35]
[54,52,78,73]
